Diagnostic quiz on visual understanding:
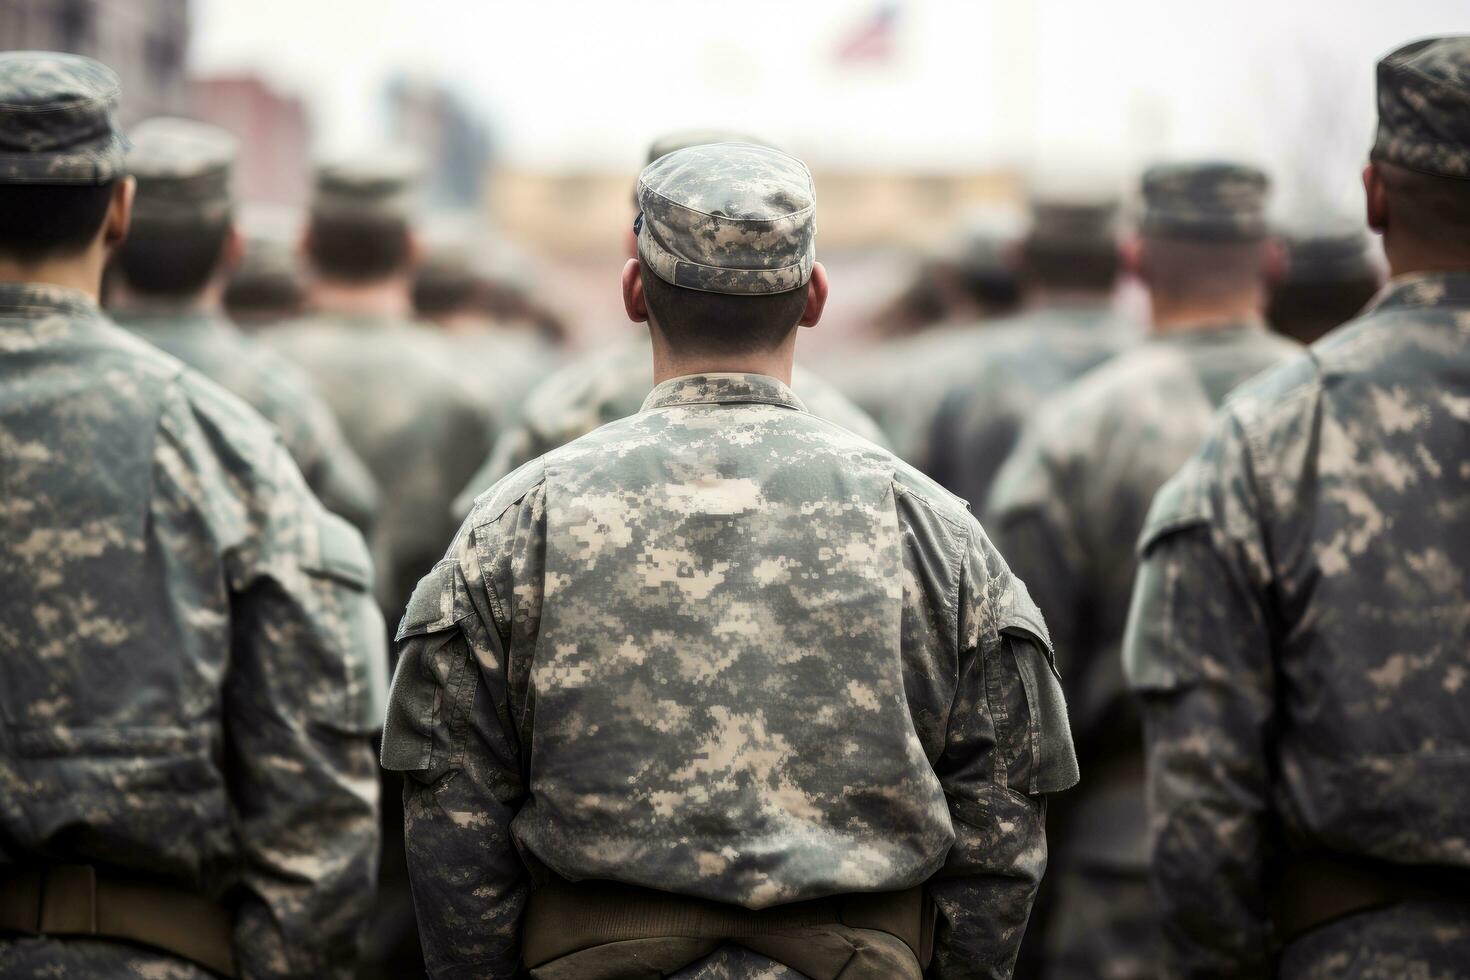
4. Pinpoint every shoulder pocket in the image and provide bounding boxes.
[1136,459,1210,559]
[306,509,374,590]
[1001,623,1079,796]
[305,510,386,732]
[382,560,473,775]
